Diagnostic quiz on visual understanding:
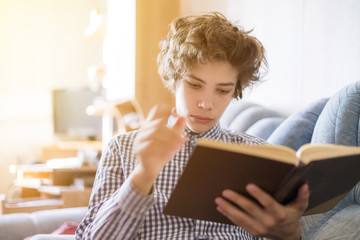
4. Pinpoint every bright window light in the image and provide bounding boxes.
[104,0,135,101]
